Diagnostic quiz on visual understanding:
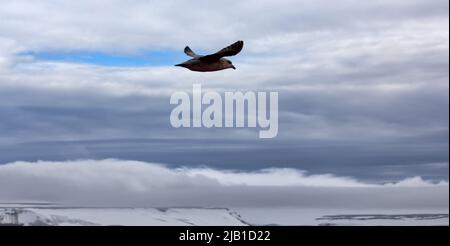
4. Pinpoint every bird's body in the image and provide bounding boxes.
[176,58,234,72]
[176,41,244,72]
